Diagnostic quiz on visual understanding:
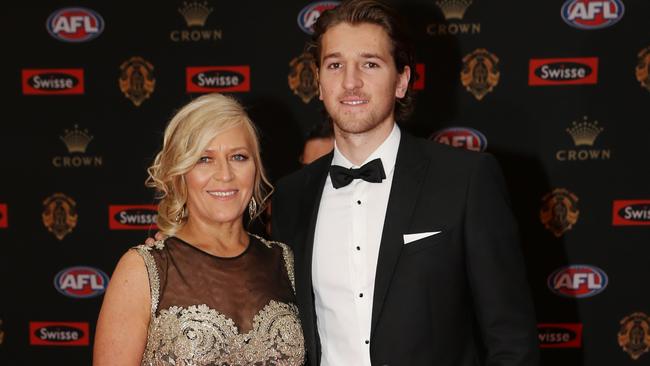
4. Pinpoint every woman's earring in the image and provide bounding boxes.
[248,197,257,220]
[175,205,186,223]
